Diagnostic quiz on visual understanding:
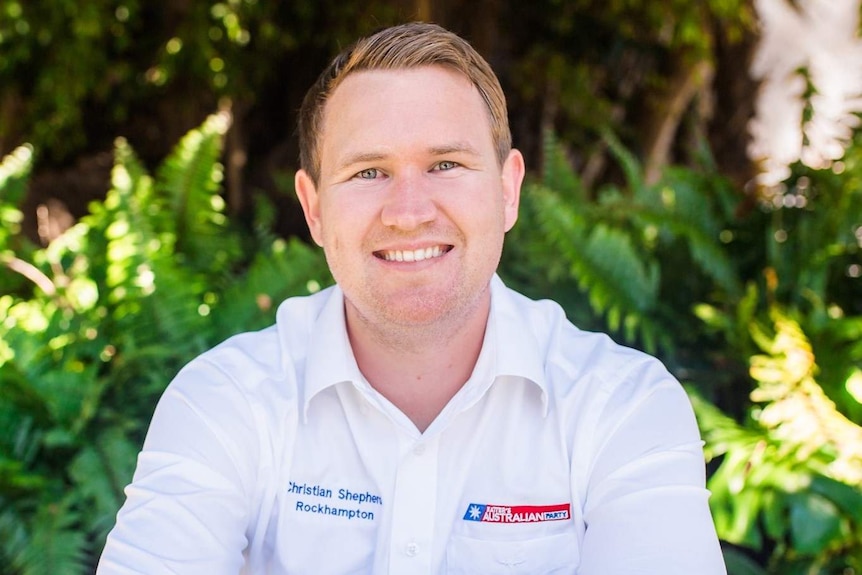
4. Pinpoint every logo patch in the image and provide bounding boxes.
[463,503,571,523]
